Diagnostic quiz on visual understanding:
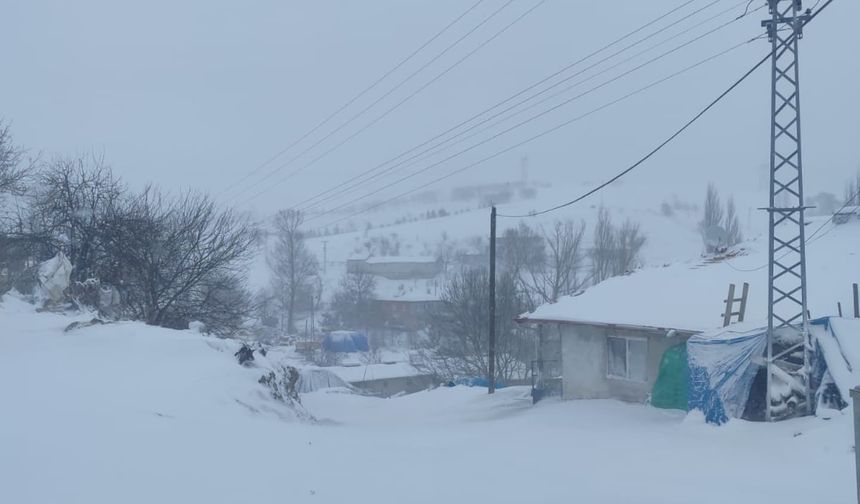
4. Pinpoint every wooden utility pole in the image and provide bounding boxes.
[488,206,497,394]
[854,283,859,319]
